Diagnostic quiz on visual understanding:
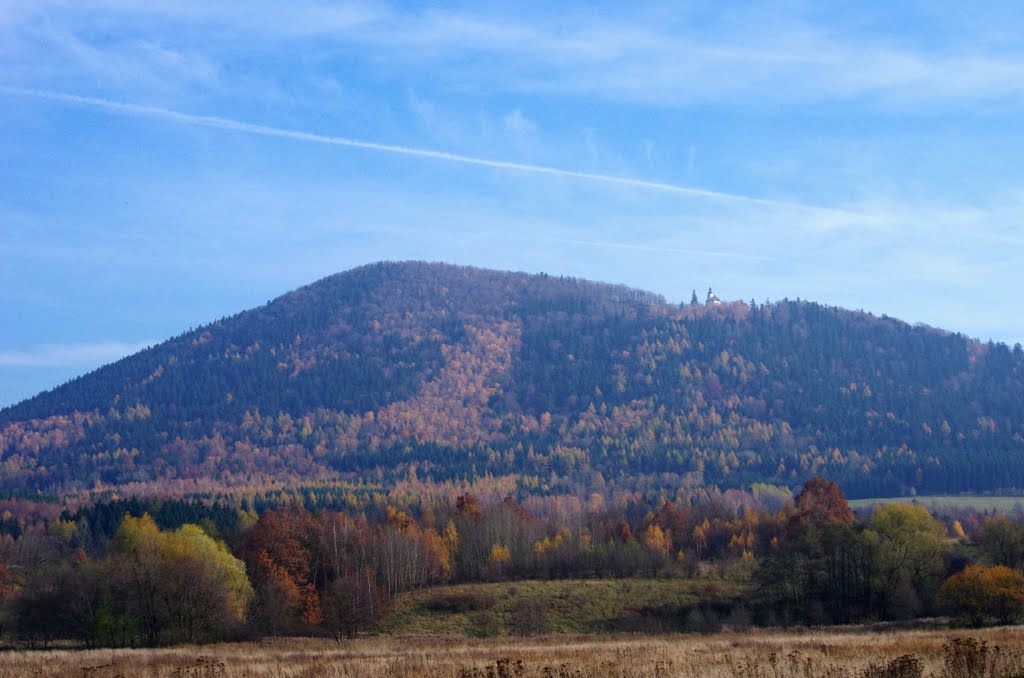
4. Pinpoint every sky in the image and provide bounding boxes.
[2,1,1024,408]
